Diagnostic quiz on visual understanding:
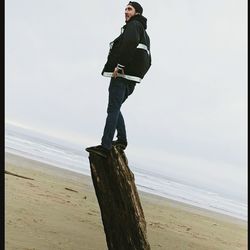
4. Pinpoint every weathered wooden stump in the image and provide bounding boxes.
[88,146,151,250]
